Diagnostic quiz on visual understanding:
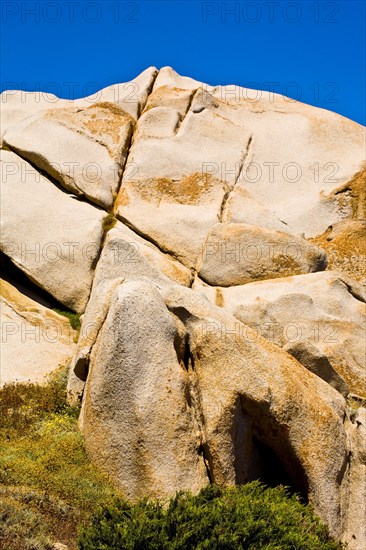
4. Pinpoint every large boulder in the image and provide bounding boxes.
[80,281,208,499]
[67,220,192,400]
[77,278,355,541]
[198,222,326,286]
[1,68,158,210]
[0,150,105,312]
